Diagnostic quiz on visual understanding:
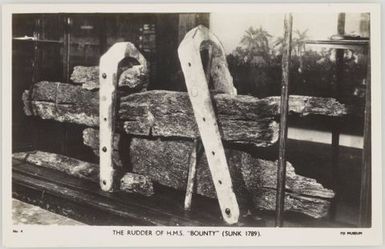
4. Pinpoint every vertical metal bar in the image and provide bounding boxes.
[31,16,42,151]
[359,44,371,227]
[61,15,72,155]
[63,15,71,82]
[31,17,41,84]
[275,13,292,227]
[329,12,345,221]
